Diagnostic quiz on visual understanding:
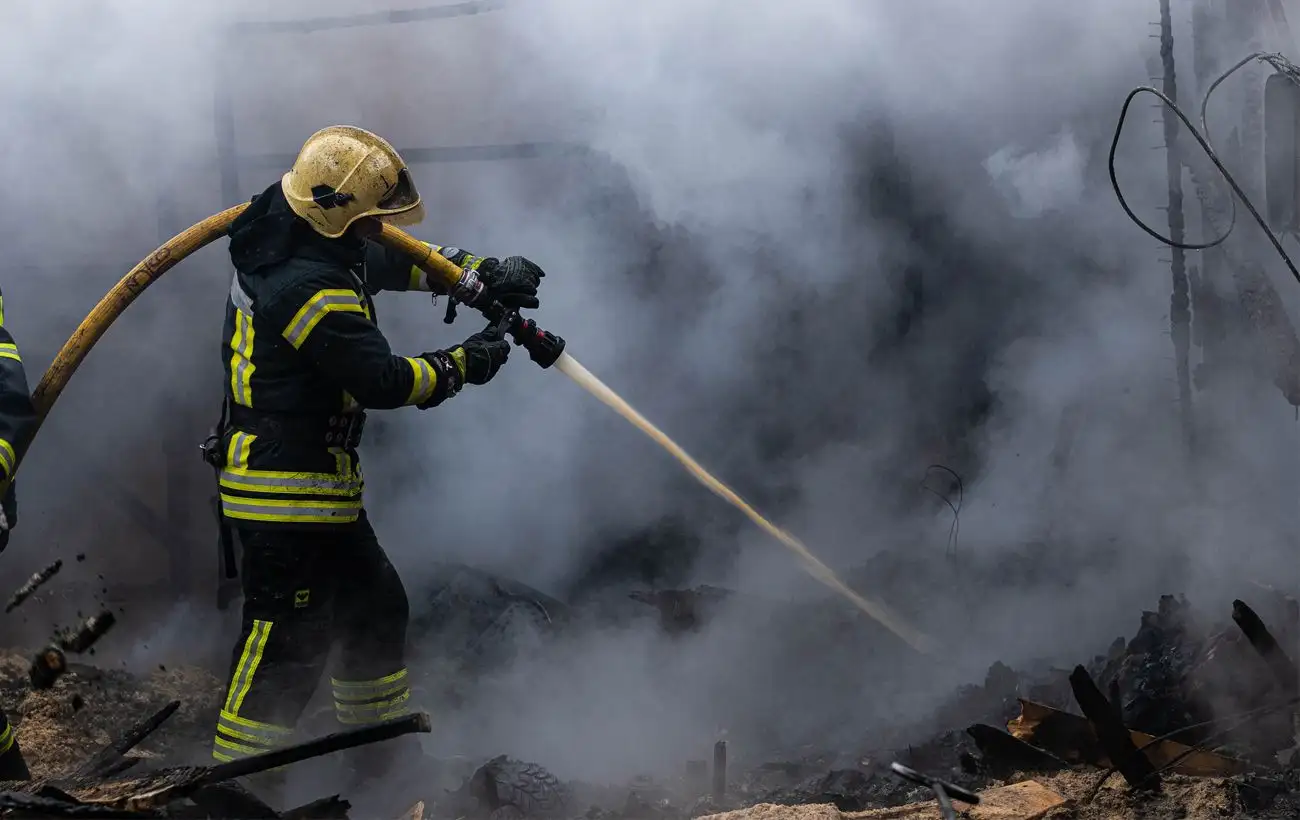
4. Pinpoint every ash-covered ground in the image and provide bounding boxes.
[5,549,1300,819]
